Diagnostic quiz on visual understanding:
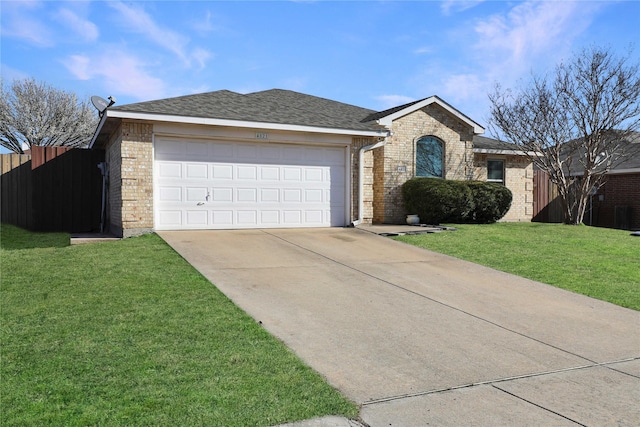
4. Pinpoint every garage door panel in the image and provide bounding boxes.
[212,210,233,225]
[261,210,280,224]
[212,188,232,202]
[283,210,302,224]
[159,210,182,226]
[305,168,324,181]
[260,145,281,160]
[212,164,233,179]
[186,163,208,179]
[261,188,280,202]
[283,189,302,202]
[260,167,279,180]
[237,210,258,225]
[186,210,208,225]
[155,138,347,230]
[236,165,257,180]
[186,187,208,202]
[305,189,323,203]
[283,167,302,181]
[237,188,257,202]
[305,210,324,224]
[283,147,305,162]
[159,162,182,178]
[186,141,208,157]
[159,186,181,202]
[212,143,234,159]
